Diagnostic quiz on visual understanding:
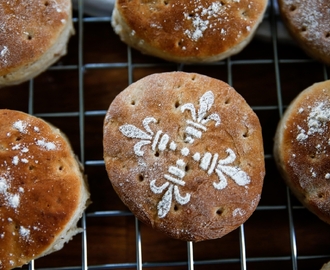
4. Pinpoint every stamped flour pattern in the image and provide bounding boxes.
[119,91,251,218]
